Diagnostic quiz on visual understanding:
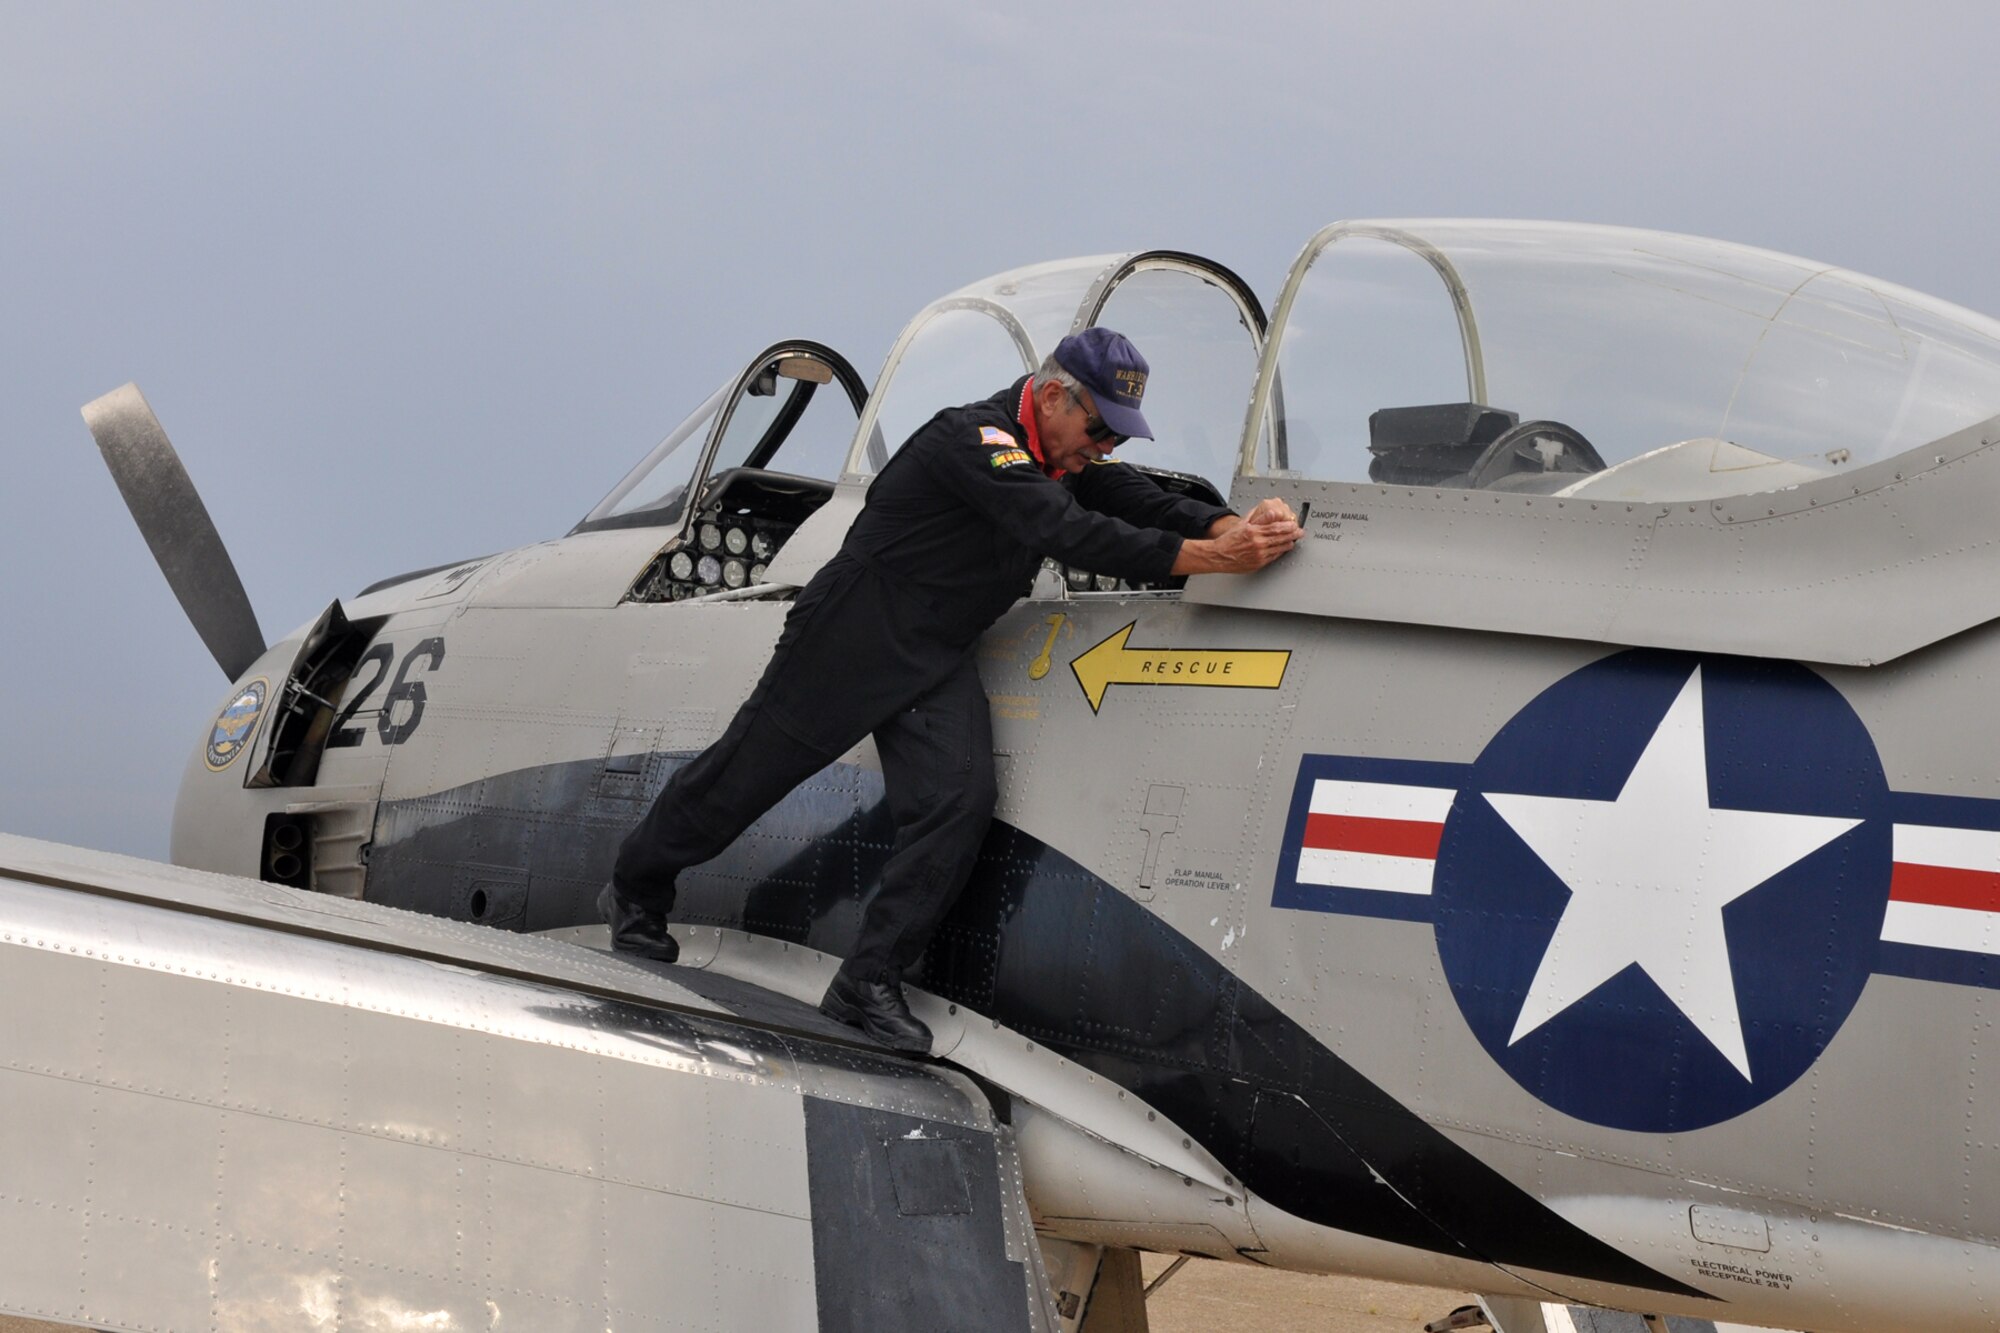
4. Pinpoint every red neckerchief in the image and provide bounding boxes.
[1016,377,1066,480]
